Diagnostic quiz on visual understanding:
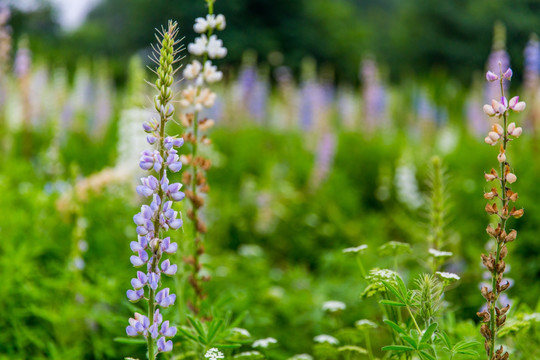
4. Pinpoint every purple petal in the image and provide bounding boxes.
[171,191,185,201]
[130,241,143,252]
[127,289,144,302]
[130,255,145,267]
[169,219,183,230]
[168,162,182,172]
[126,326,138,336]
